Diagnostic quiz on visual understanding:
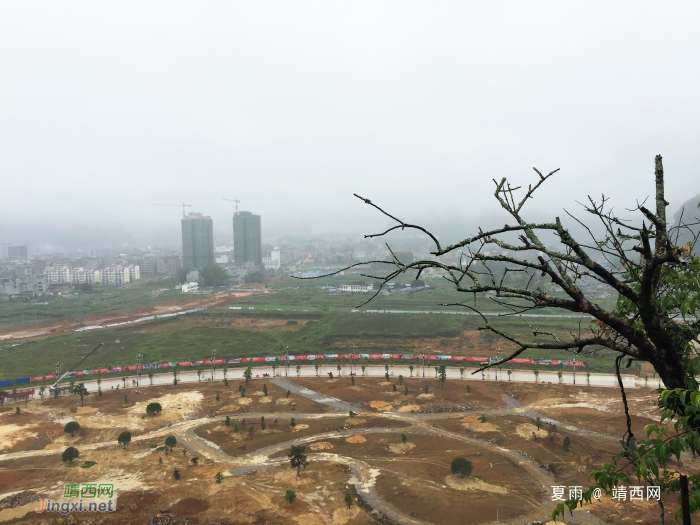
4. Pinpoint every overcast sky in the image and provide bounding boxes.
[1,2,699,248]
